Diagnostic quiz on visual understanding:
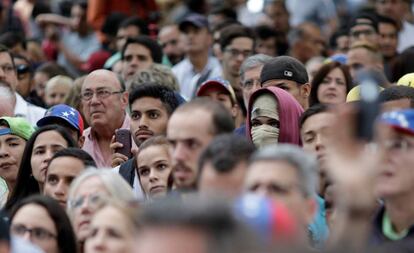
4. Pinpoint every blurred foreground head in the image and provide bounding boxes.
[133,197,260,253]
